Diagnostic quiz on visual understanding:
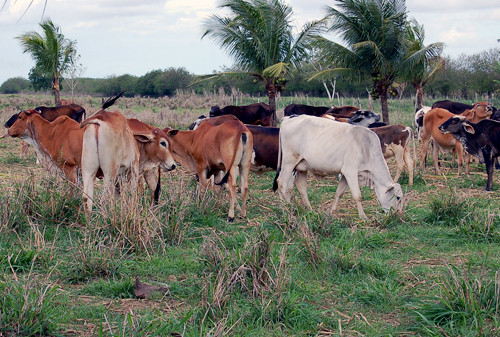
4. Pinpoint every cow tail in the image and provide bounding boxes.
[215,131,248,186]
[272,130,283,192]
